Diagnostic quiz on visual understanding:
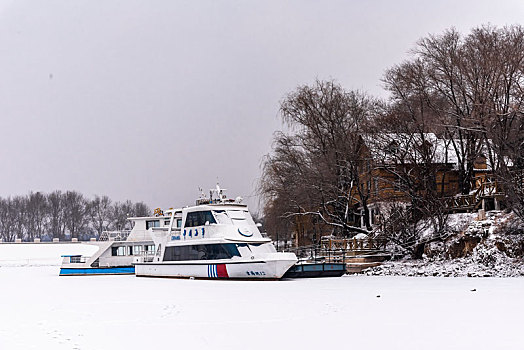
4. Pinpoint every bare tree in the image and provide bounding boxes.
[260,80,377,244]
[132,202,150,218]
[111,200,134,230]
[63,191,90,239]
[89,195,112,236]
[385,26,510,193]
[25,192,48,240]
[384,24,524,221]
[47,191,67,240]
[0,198,17,242]
[10,196,27,241]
